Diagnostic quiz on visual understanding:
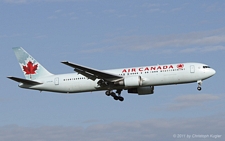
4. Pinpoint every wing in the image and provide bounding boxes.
[7,76,42,85]
[61,61,123,82]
